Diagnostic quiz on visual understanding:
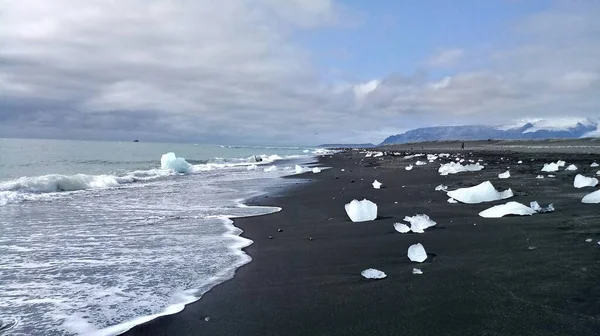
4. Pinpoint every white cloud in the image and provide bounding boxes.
[426,48,464,67]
